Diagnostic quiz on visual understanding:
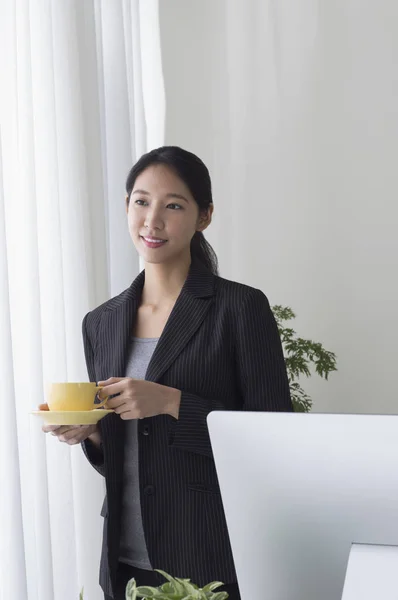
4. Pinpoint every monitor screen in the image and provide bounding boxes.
[208,412,398,600]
